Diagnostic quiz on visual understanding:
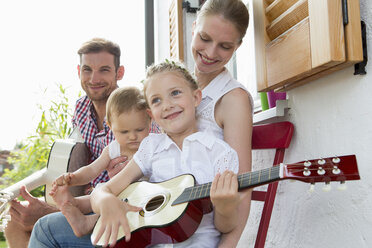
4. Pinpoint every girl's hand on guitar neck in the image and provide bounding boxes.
[210,170,240,233]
